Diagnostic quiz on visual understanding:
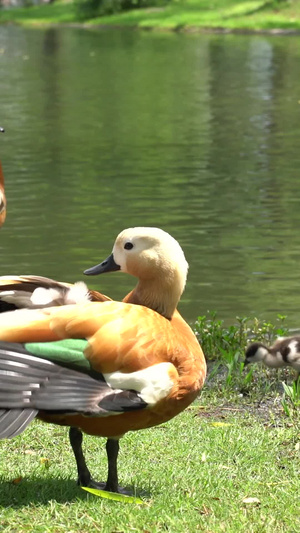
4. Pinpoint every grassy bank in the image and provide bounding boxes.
[0,403,299,532]
[1,0,300,32]
[0,313,299,531]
